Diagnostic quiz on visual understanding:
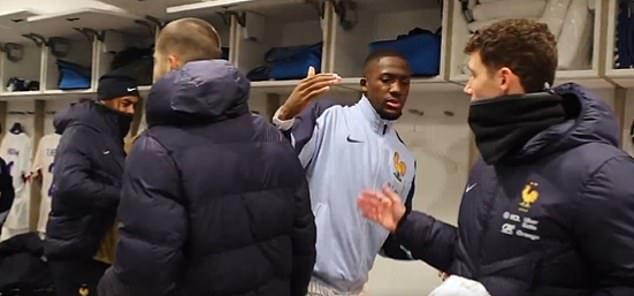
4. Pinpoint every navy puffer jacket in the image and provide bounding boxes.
[98,60,316,296]
[45,101,128,260]
[395,83,634,295]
